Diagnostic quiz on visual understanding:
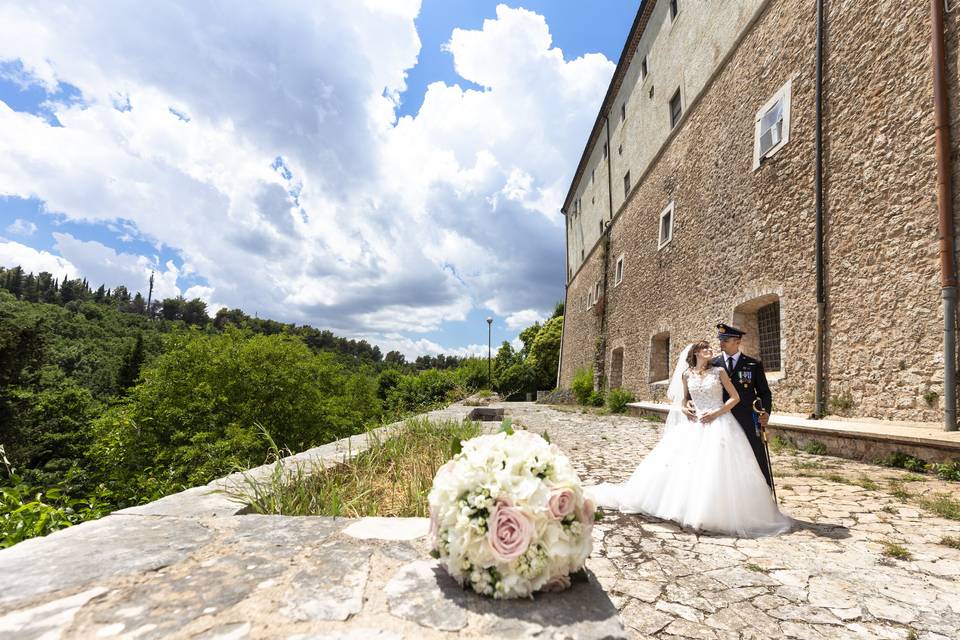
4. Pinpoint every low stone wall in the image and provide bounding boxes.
[627,402,960,465]
[0,404,626,639]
